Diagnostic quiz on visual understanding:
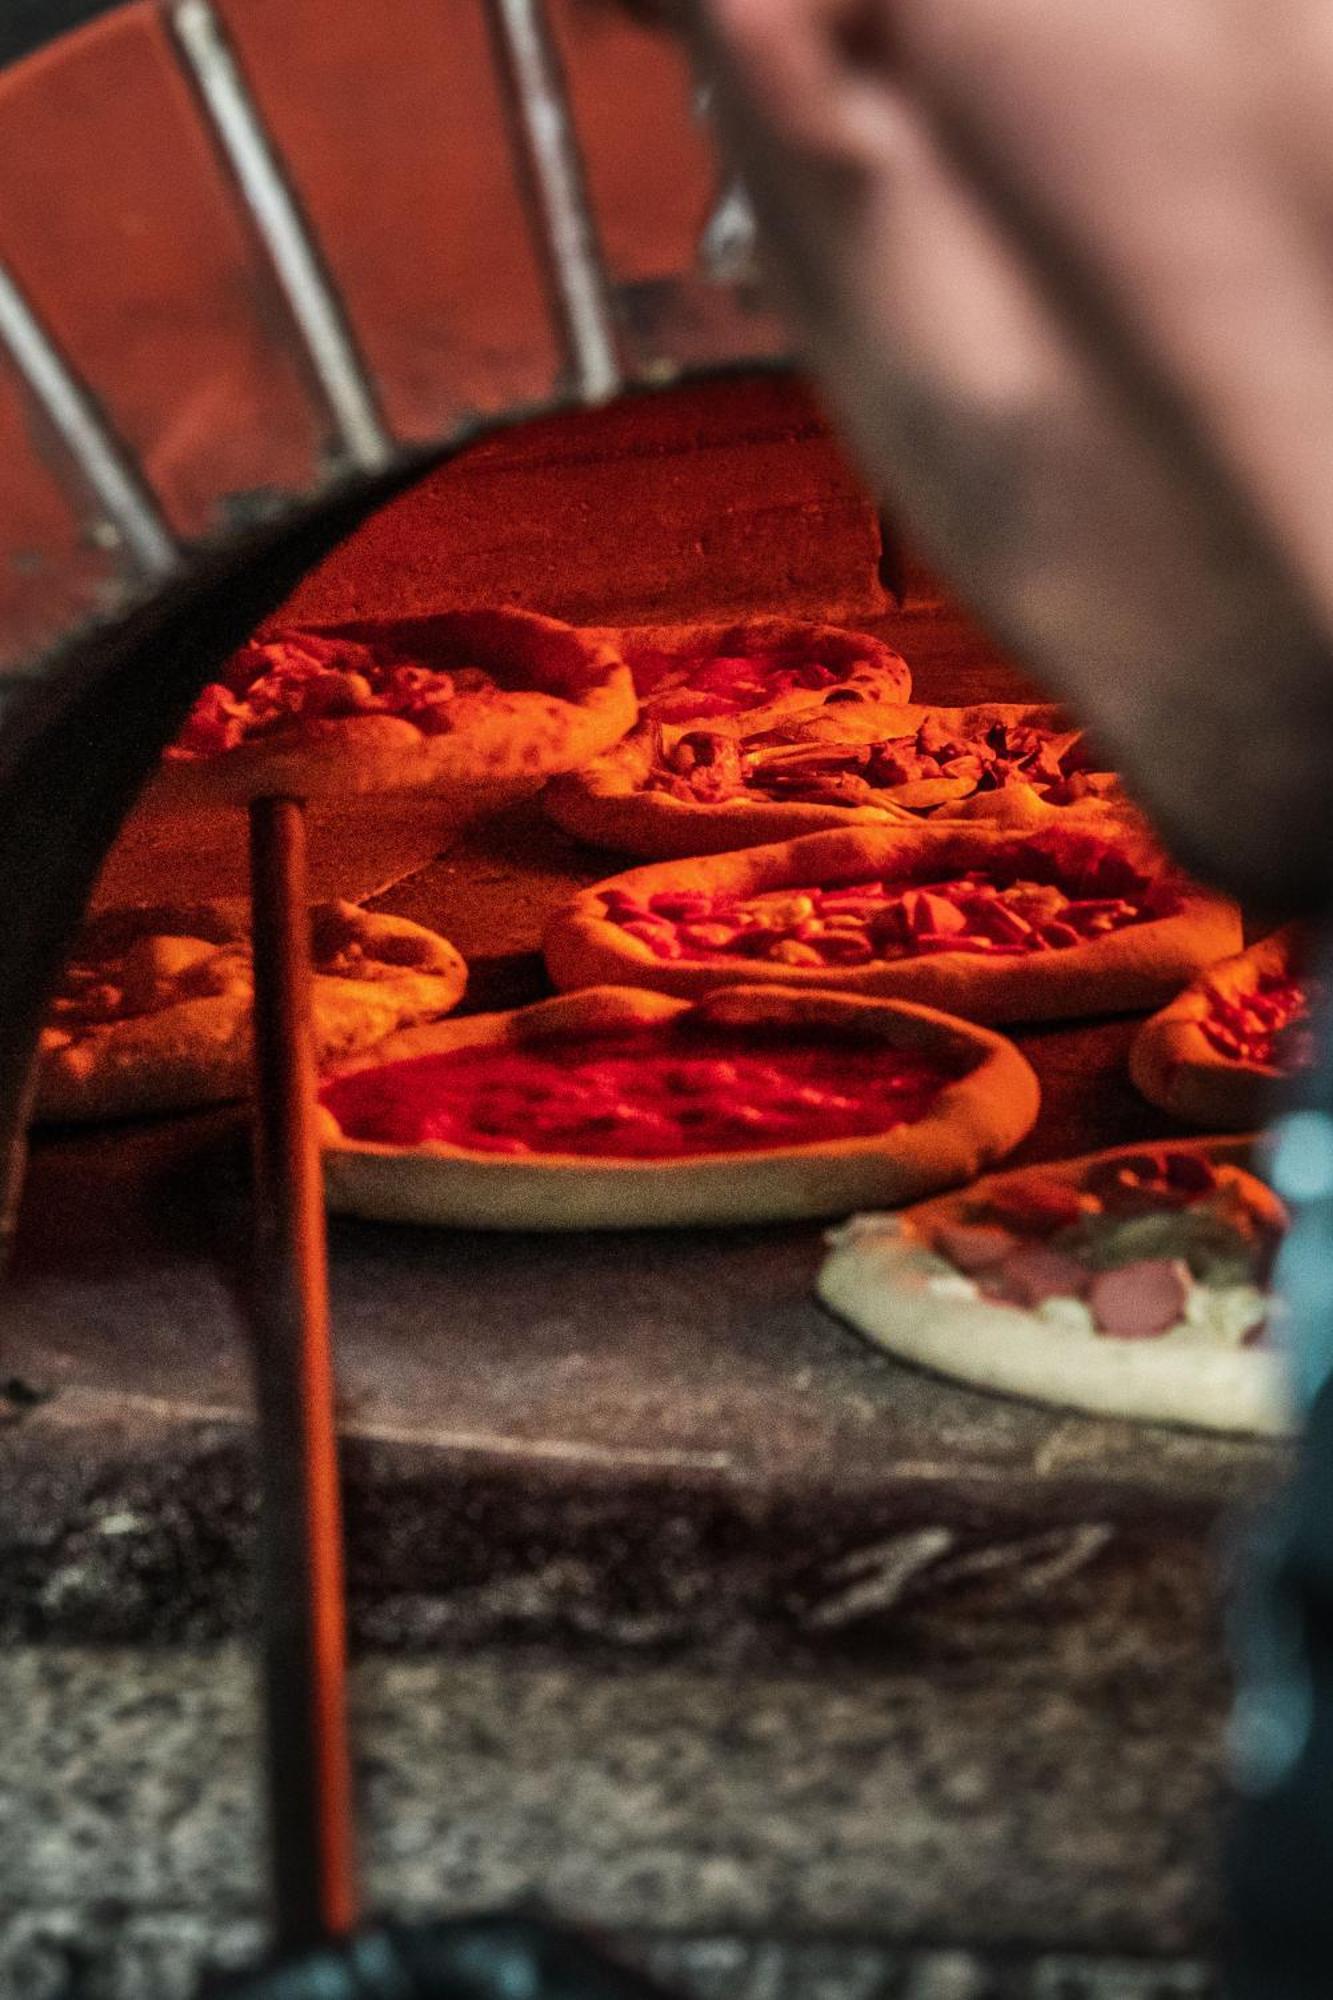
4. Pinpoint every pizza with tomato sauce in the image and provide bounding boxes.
[543,700,1124,859]
[142,609,635,810]
[36,901,466,1123]
[318,984,1039,1230]
[818,1140,1291,1435]
[544,825,1241,1026]
[588,617,911,727]
[1130,926,1316,1129]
